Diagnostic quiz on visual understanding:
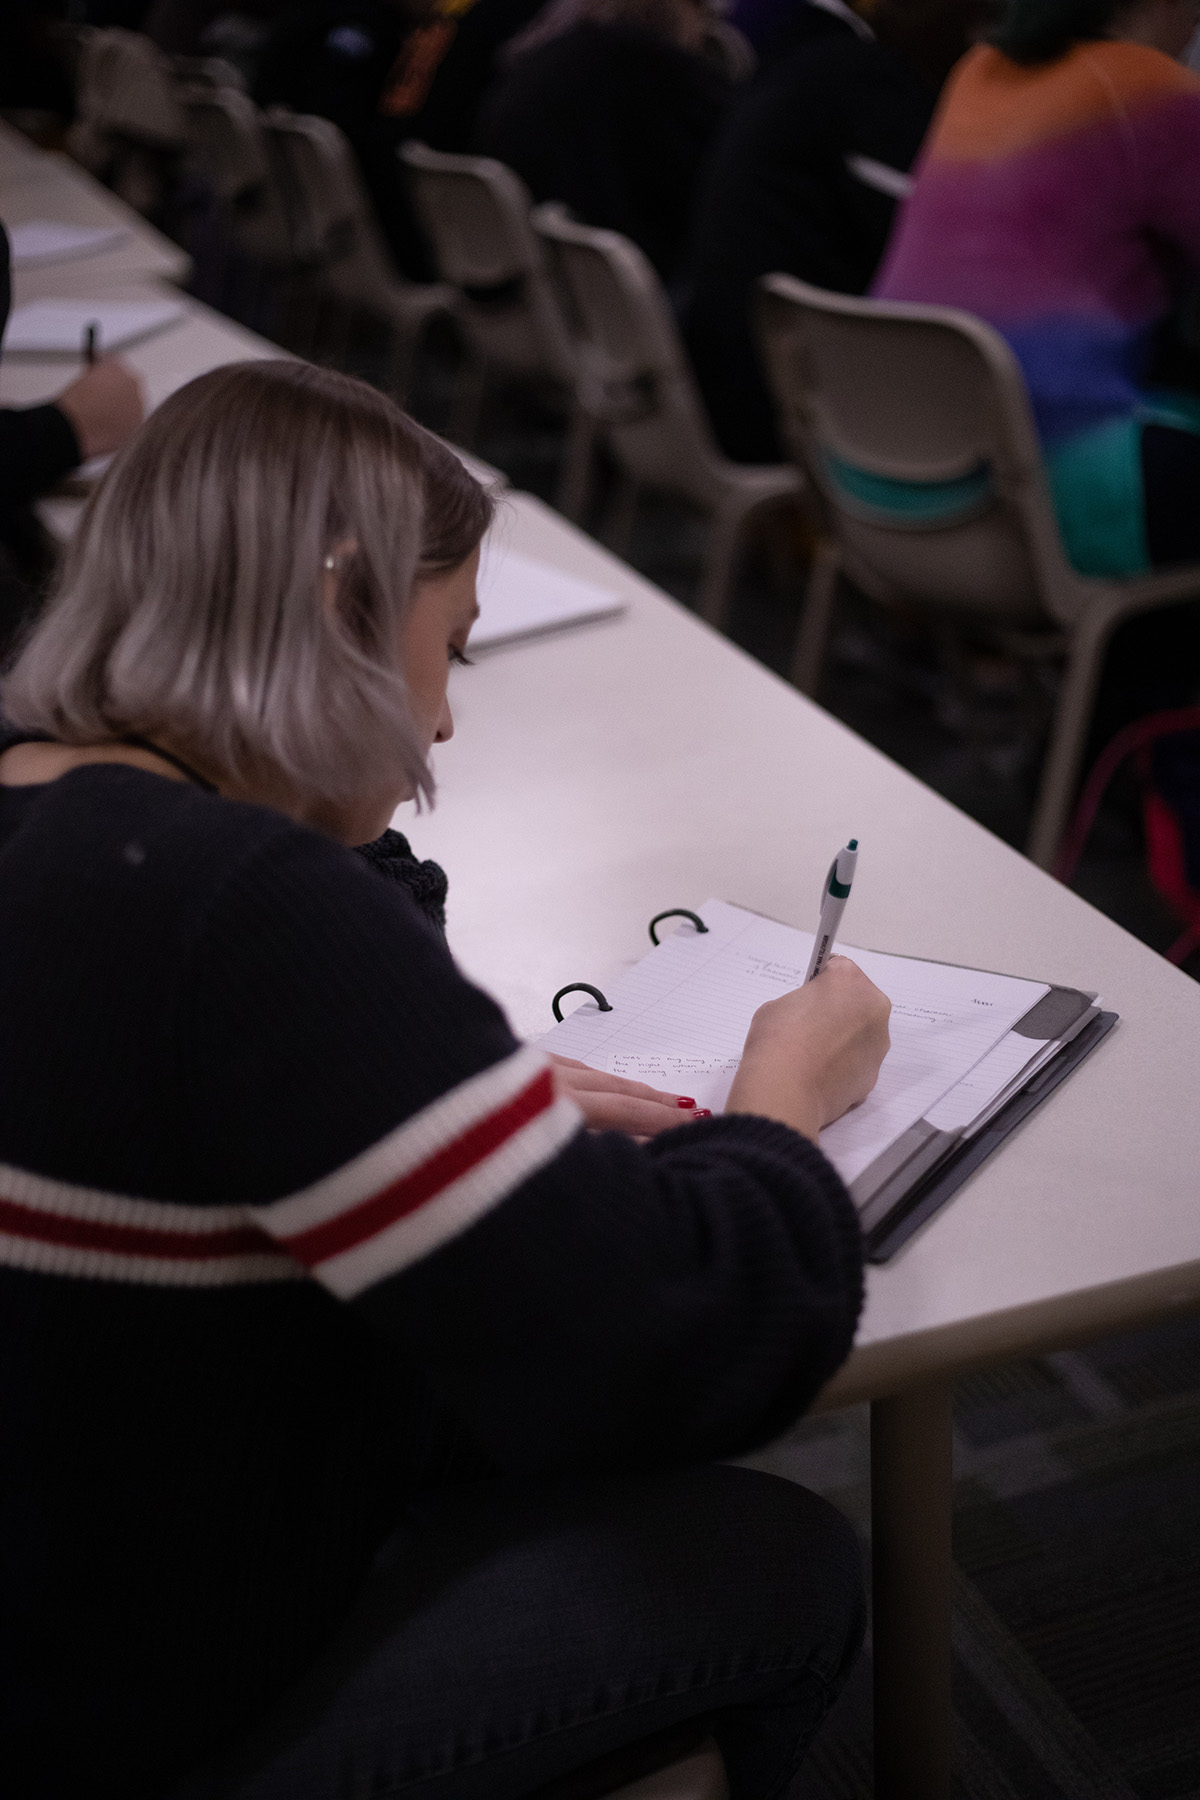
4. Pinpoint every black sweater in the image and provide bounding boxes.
[0,766,862,1797]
